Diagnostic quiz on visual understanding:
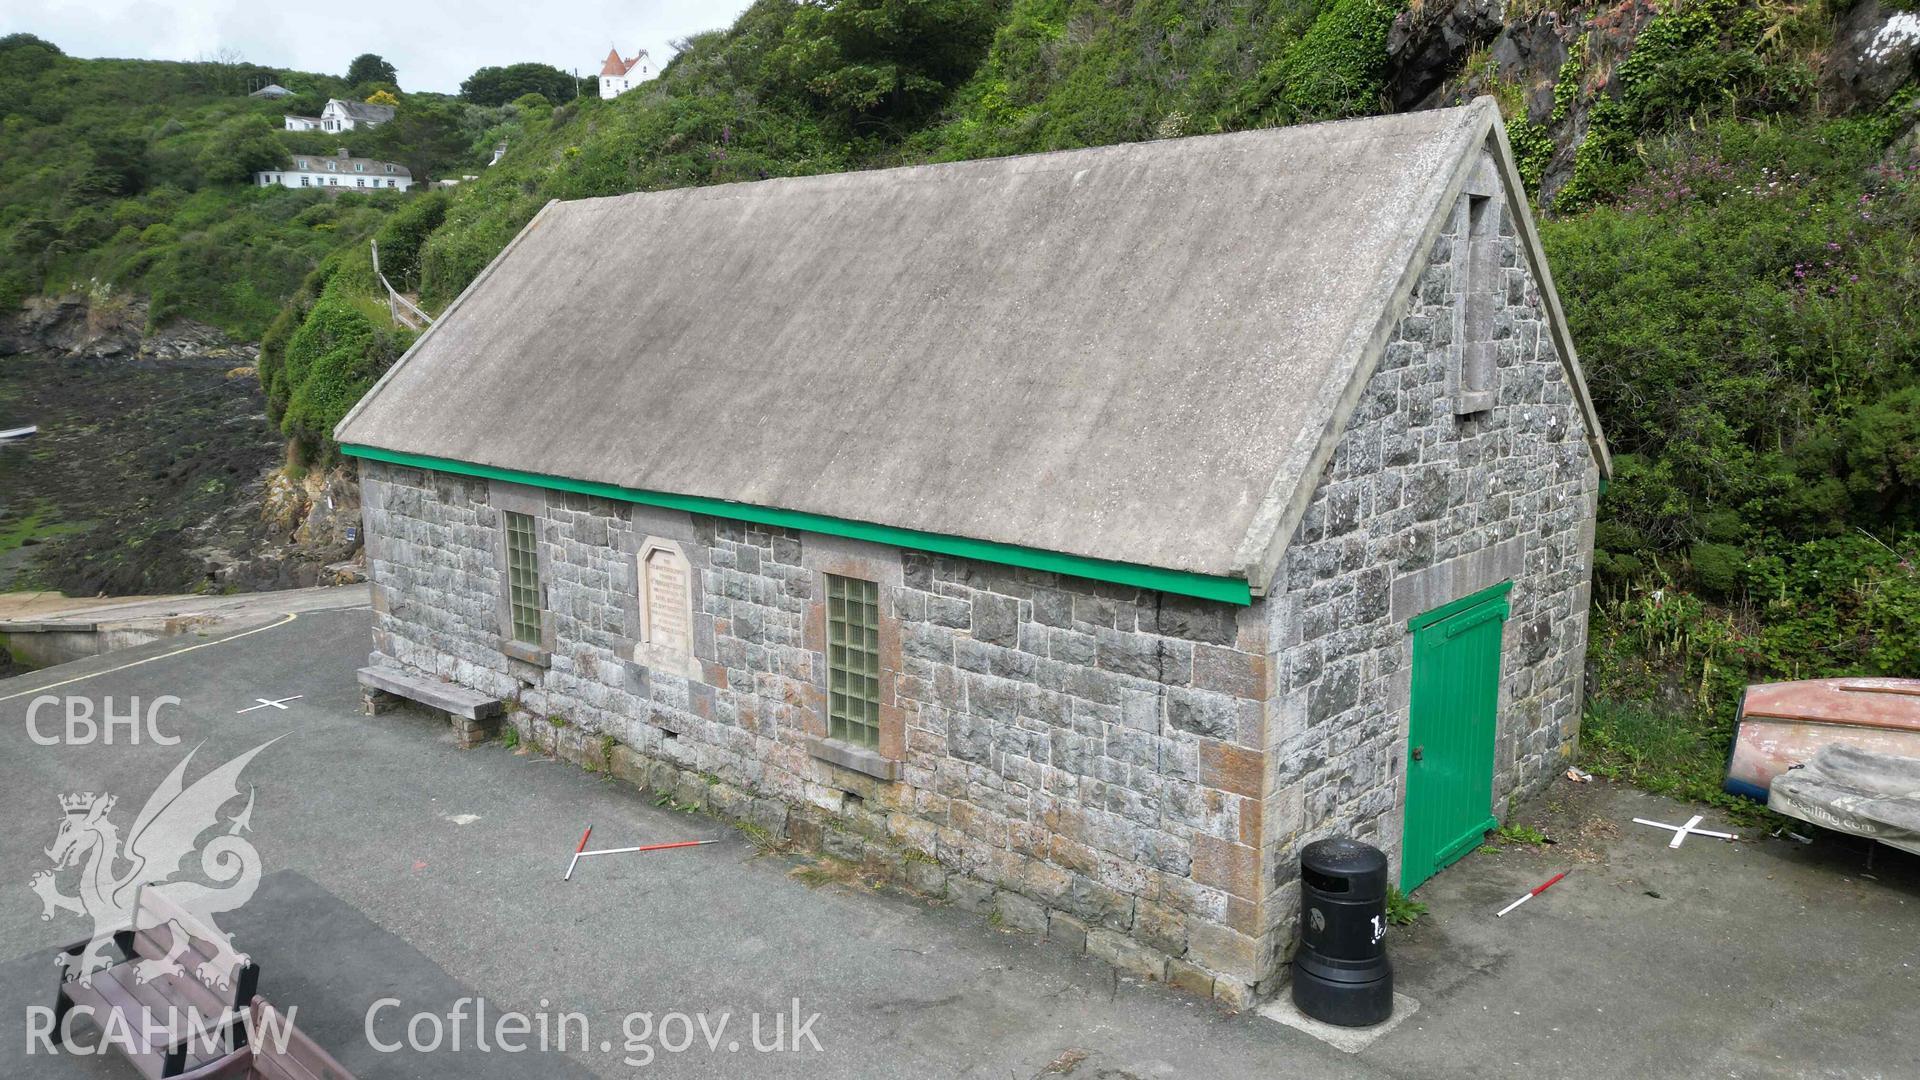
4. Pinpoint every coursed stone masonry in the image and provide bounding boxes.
[356,187,1597,1005]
